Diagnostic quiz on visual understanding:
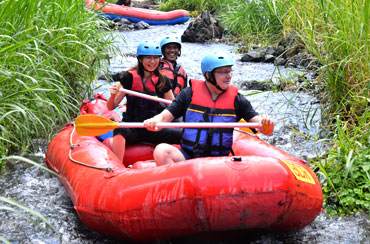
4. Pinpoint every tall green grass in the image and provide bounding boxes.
[158,0,223,15]
[284,0,369,120]
[158,0,288,44]
[217,0,287,44]
[0,0,116,162]
[283,0,370,215]
[0,0,116,241]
